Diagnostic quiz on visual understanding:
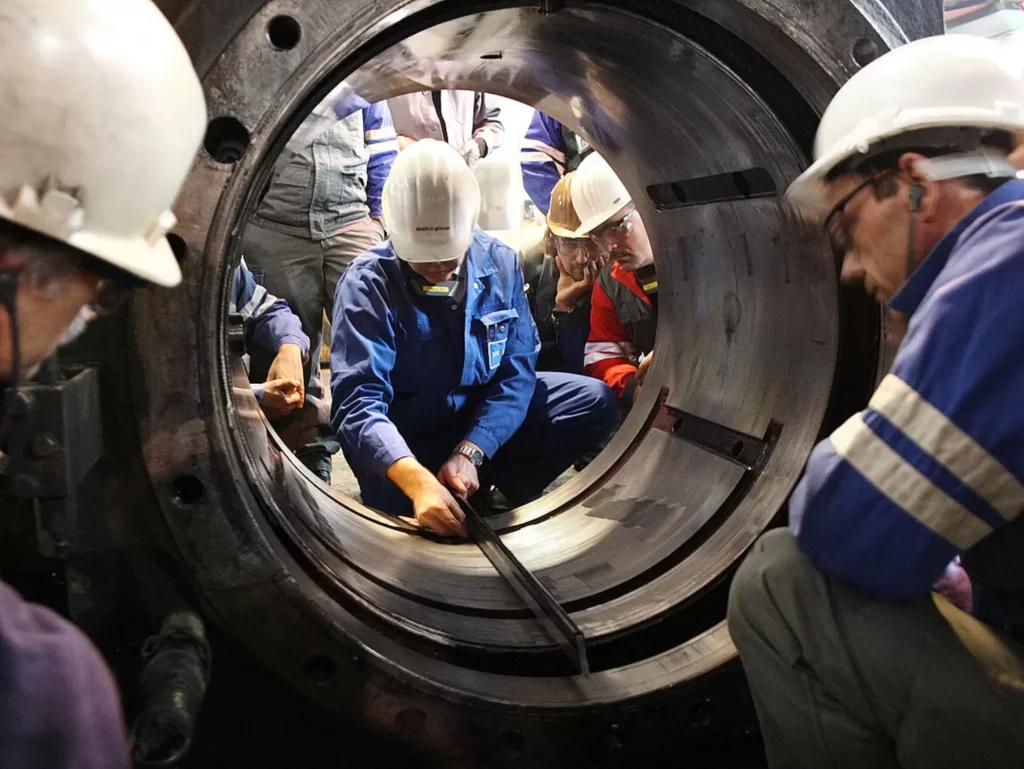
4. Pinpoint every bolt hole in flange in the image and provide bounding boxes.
[266,15,302,51]
[852,37,880,67]
[171,474,205,506]
[203,116,251,164]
